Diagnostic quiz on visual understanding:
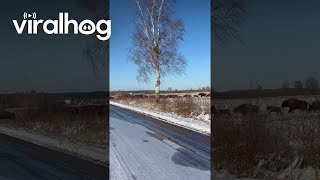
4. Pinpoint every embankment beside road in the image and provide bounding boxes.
[110,101,210,135]
[0,125,108,166]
